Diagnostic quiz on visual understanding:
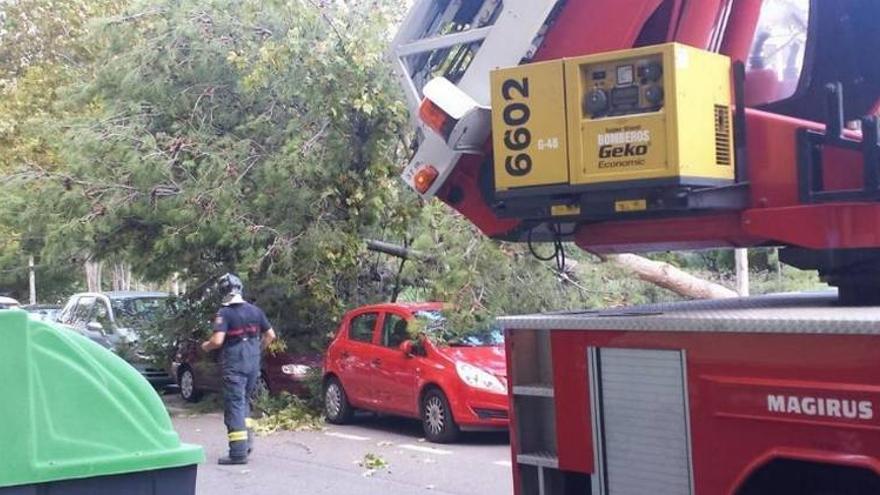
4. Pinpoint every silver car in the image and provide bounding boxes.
[58,291,175,388]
